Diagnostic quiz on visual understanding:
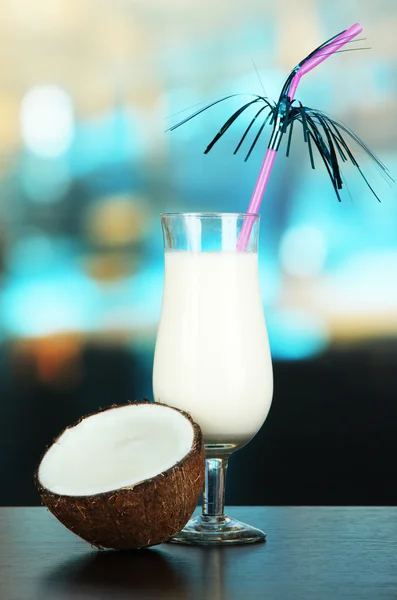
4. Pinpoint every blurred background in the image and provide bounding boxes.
[0,0,396,505]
